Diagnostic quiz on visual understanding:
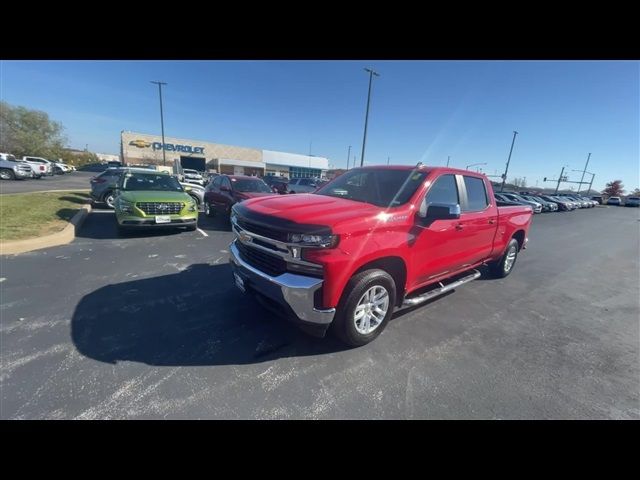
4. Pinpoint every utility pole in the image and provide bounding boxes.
[577,152,591,195]
[360,68,380,167]
[587,173,596,195]
[446,155,450,167]
[150,81,168,166]
[387,156,390,165]
[500,131,519,192]
[346,145,351,170]
[555,166,565,194]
